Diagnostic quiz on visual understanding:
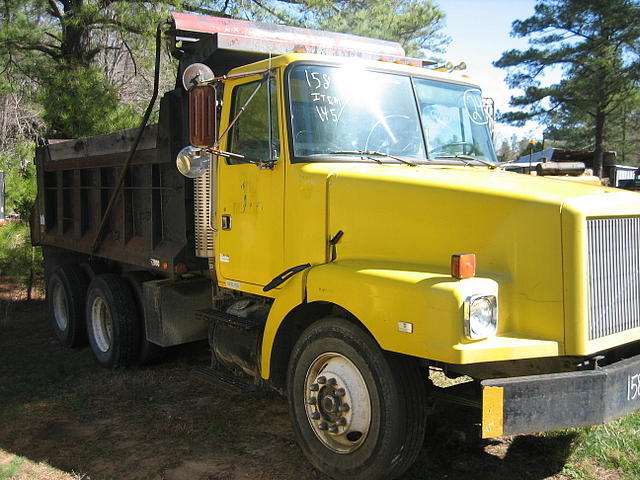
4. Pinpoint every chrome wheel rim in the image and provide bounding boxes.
[91,296,113,353]
[304,352,371,454]
[51,281,69,331]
